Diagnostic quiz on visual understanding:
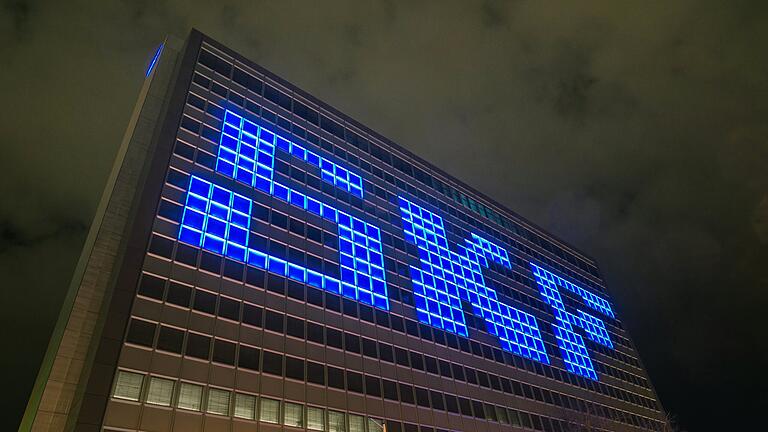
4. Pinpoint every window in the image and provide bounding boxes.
[166,282,192,307]
[328,411,346,432]
[145,376,174,406]
[348,414,365,432]
[368,418,385,432]
[126,319,156,347]
[218,296,240,320]
[307,406,325,431]
[260,397,280,423]
[262,351,283,376]
[238,345,260,370]
[156,326,184,353]
[185,333,211,359]
[193,290,217,314]
[286,356,305,381]
[112,370,143,401]
[176,382,203,411]
[234,393,256,419]
[213,339,236,365]
[284,401,304,427]
[206,388,231,415]
[327,366,345,389]
[138,273,165,299]
[307,361,325,385]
